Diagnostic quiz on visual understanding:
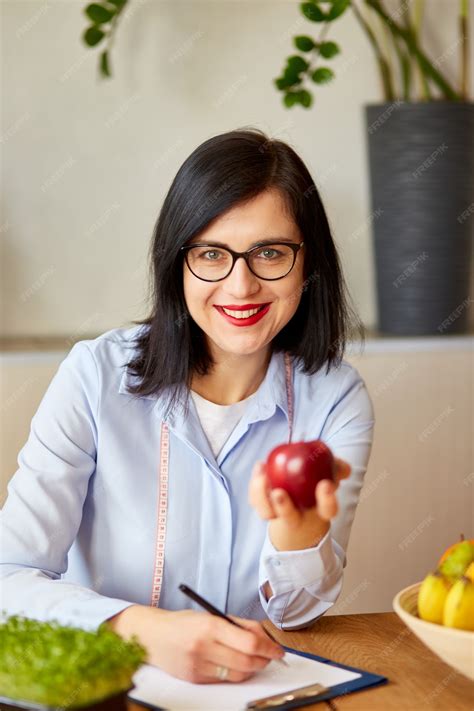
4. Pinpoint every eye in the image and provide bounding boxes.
[200,250,223,261]
[257,248,281,259]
